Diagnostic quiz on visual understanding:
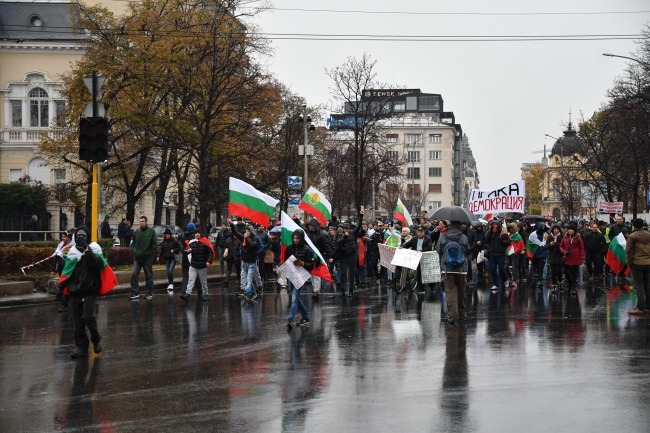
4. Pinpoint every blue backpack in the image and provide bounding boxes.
[445,240,464,269]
